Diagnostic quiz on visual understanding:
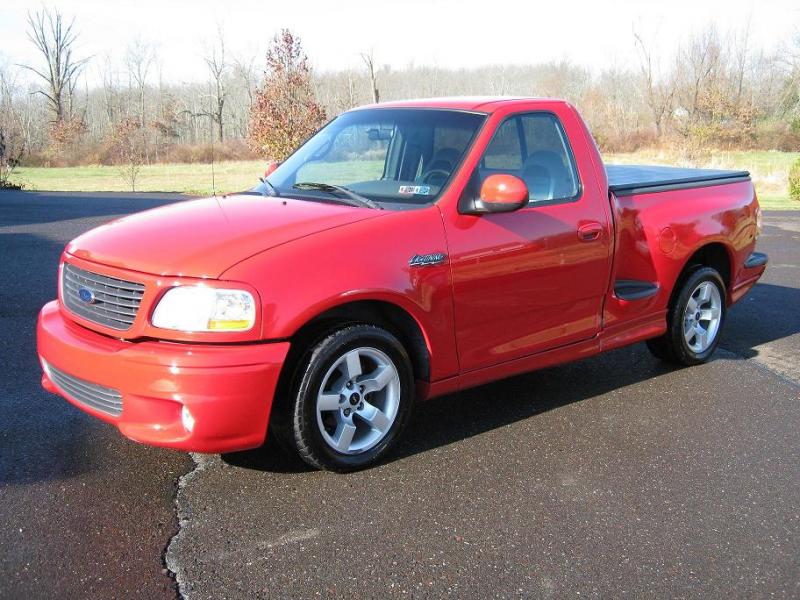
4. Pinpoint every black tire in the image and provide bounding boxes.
[283,324,415,472]
[646,266,726,366]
